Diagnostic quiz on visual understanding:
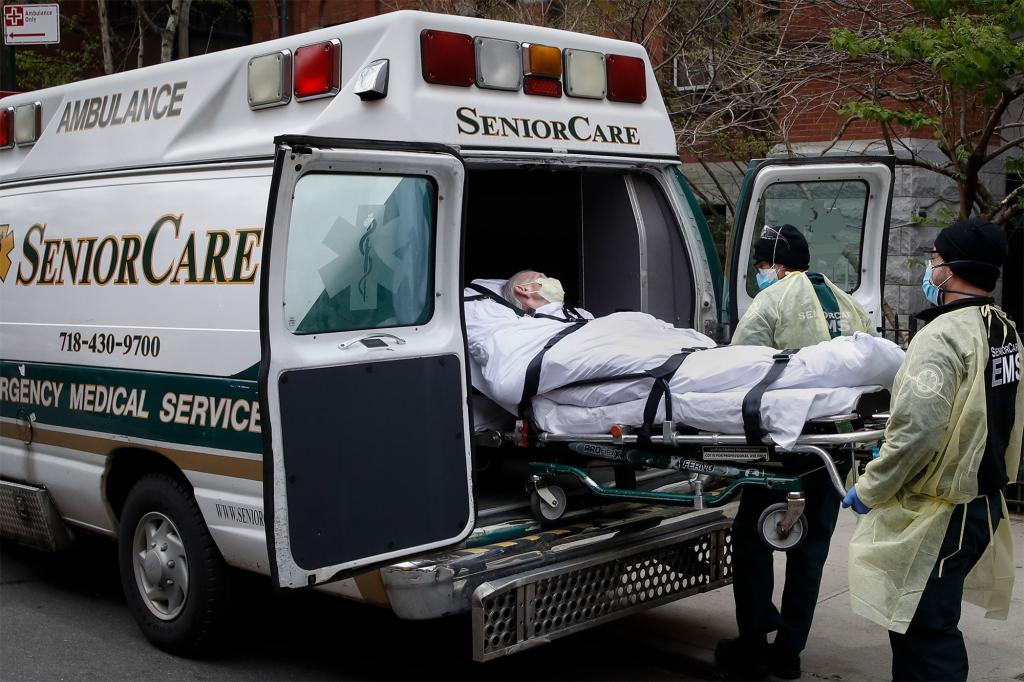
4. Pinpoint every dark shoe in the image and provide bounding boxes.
[769,644,801,680]
[715,637,769,680]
